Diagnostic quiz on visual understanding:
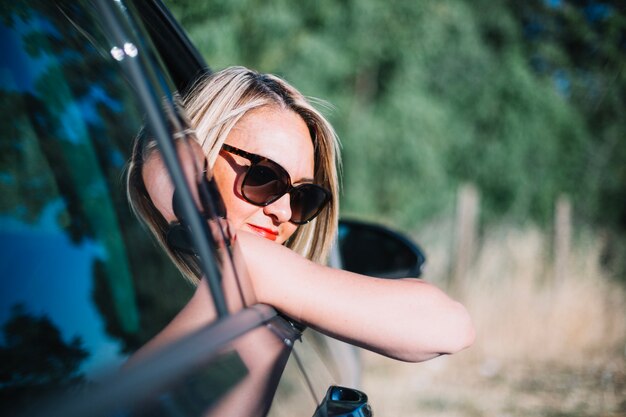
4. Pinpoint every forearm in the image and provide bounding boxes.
[298,274,473,362]
[237,231,475,362]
